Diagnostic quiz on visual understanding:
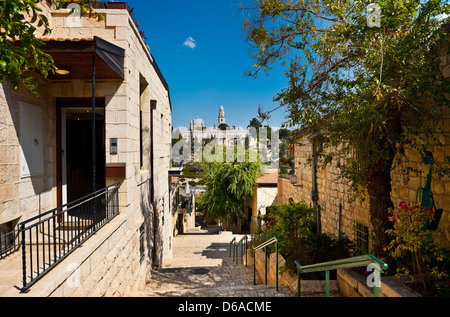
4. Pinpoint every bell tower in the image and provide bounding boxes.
[218,105,225,125]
